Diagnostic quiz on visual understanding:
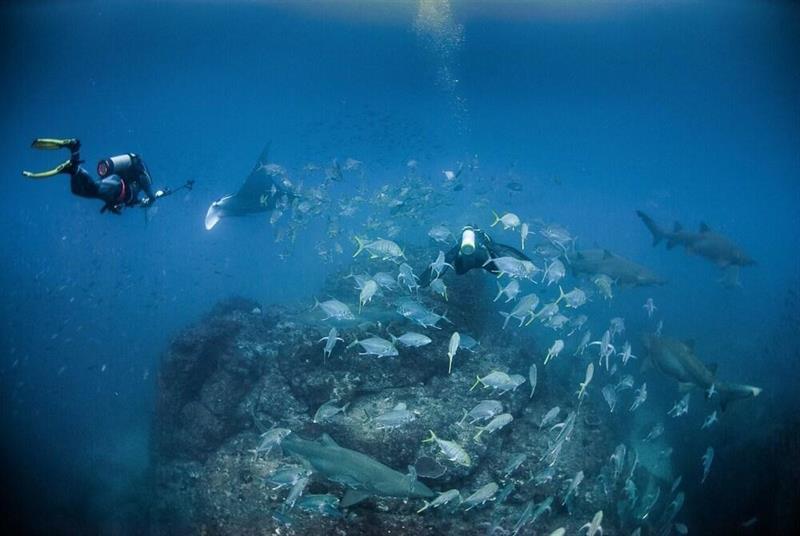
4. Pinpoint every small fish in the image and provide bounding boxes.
[318,327,344,361]
[615,374,634,391]
[460,400,504,425]
[397,262,420,293]
[358,279,379,312]
[701,411,718,430]
[285,475,309,509]
[471,371,525,395]
[539,406,560,429]
[423,430,471,467]
[430,277,448,301]
[542,259,566,286]
[474,413,513,441]
[313,399,349,423]
[556,285,587,308]
[574,330,592,356]
[348,336,398,358]
[463,482,499,510]
[312,297,355,321]
[644,422,664,442]
[562,470,584,505]
[544,339,565,365]
[500,293,539,328]
[592,274,614,299]
[701,447,714,484]
[295,494,341,517]
[429,250,454,279]
[531,464,555,486]
[576,362,594,402]
[428,225,454,244]
[374,403,416,430]
[253,428,292,458]
[580,510,603,536]
[265,466,311,490]
[491,211,521,230]
[618,341,637,366]
[643,297,657,318]
[352,236,405,262]
[611,444,627,480]
[668,393,690,418]
[503,453,527,478]
[601,383,617,412]
[520,222,530,250]
[458,334,480,352]
[494,279,521,303]
[447,332,460,374]
[417,489,462,513]
[529,363,537,399]
[630,382,647,411]
[389,331,432,348]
